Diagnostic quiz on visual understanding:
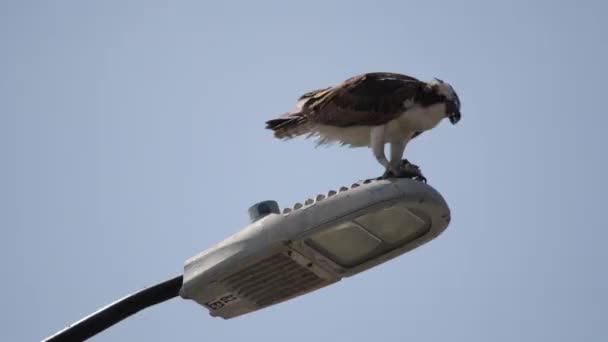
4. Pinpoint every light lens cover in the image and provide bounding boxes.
[308,222,381,267]
[355,205,427,244]
[307,204,430,267]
